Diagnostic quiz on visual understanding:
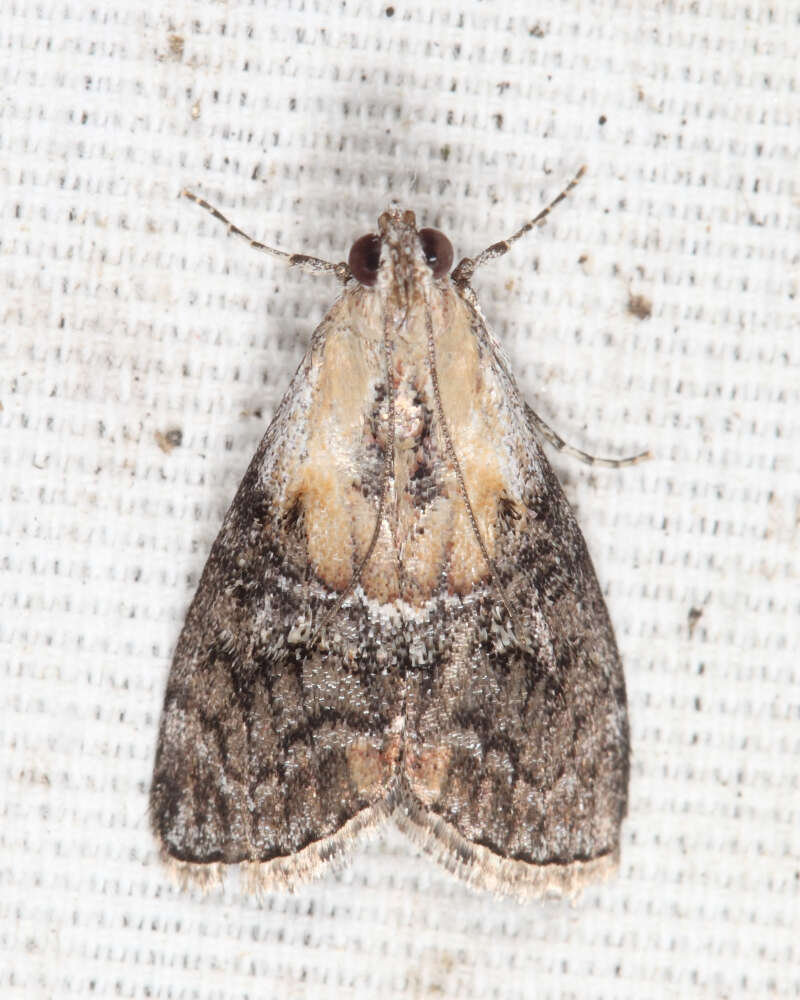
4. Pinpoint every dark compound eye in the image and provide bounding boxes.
[348,233,382,286]
[418,228,454,279]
